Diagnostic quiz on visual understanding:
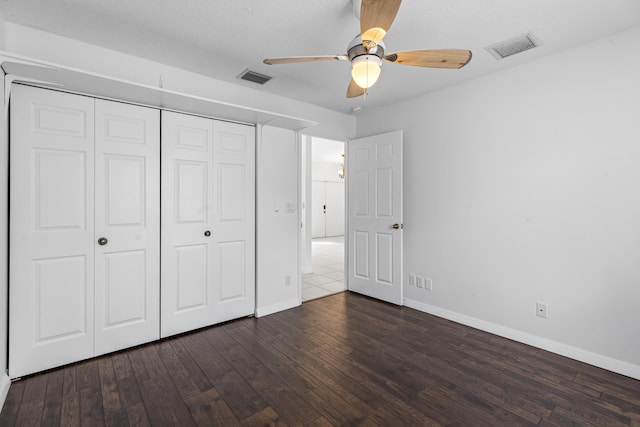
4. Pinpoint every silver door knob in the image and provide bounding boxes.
[392,224,401,229]
[97,237,108,246]
[204,230,211,237]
